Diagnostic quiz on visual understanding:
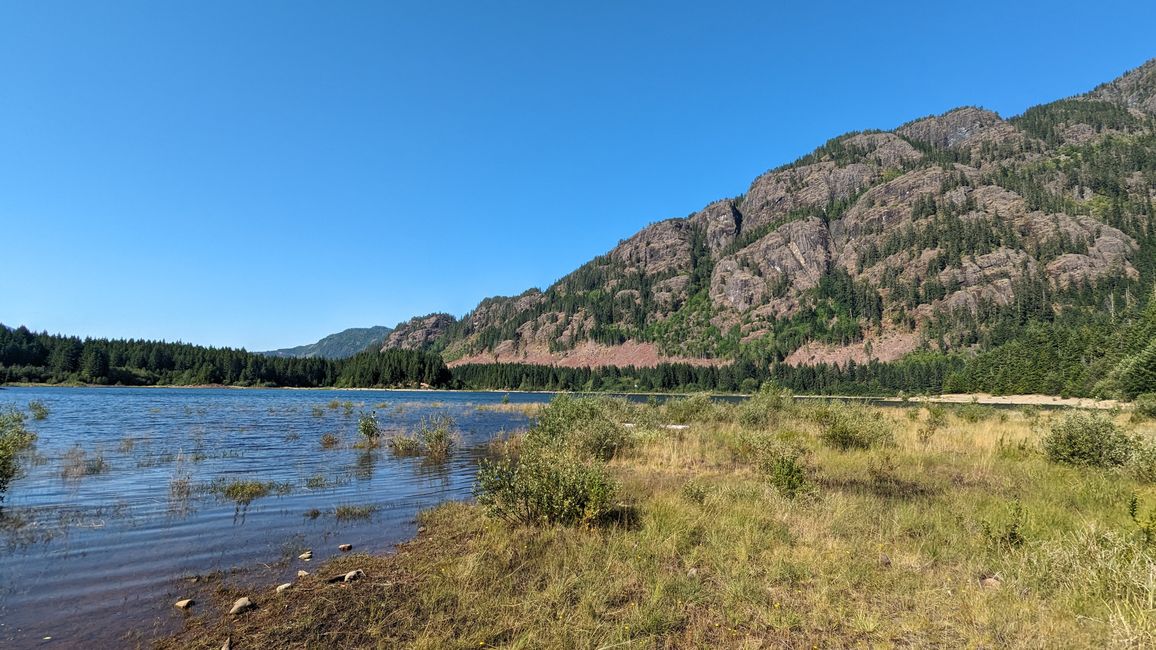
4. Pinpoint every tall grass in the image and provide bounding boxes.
[160,399,1156,649]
